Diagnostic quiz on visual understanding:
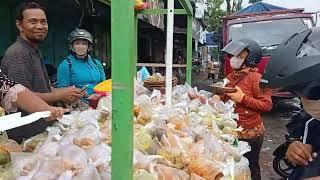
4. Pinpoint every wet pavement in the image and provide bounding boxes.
[260,112,287,180]
[192,72,288,180]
